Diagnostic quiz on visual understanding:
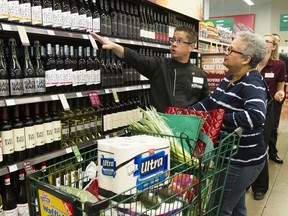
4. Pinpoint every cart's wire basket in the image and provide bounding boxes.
[27,129,240,216]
